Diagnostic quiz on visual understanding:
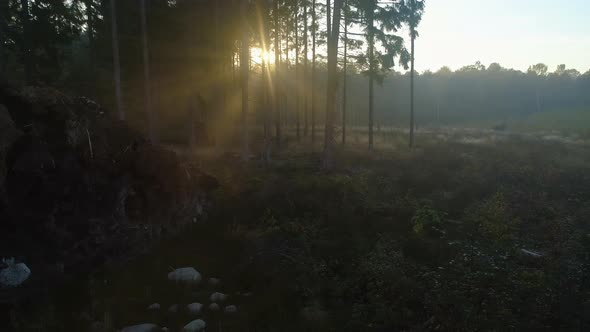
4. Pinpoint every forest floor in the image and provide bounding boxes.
[5,128,590,331]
